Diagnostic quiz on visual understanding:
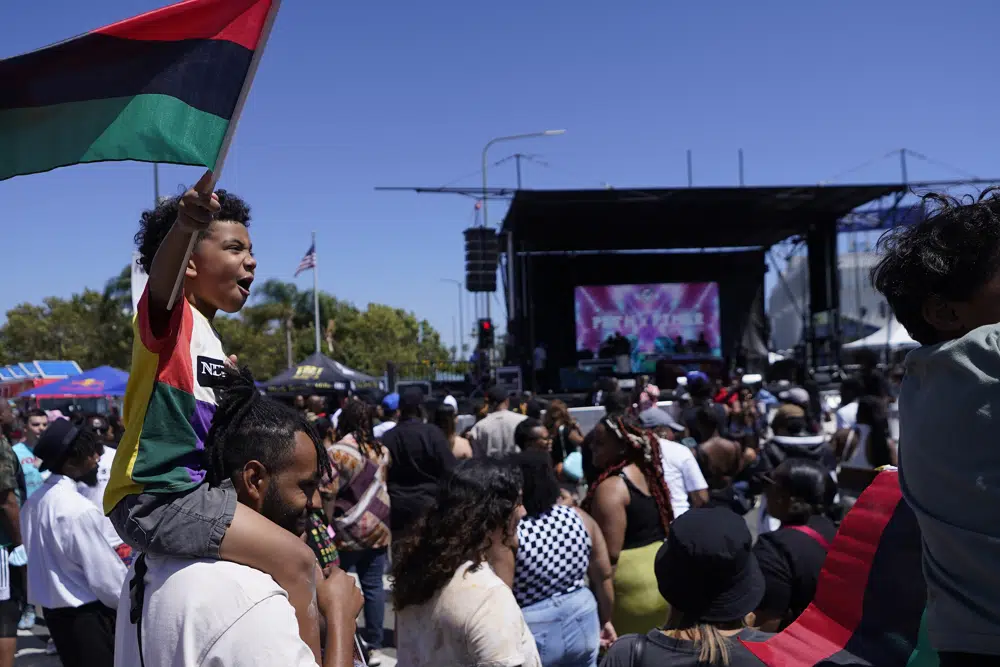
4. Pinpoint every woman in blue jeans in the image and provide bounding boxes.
[510,449,617,667]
